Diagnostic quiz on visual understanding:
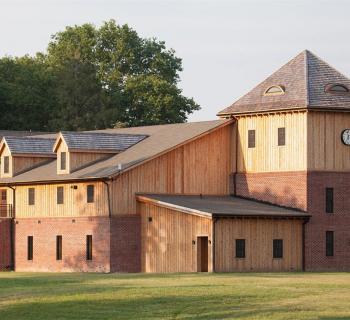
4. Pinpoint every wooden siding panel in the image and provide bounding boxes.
[111,125,234,215]
[139,201,212,273]
[214,218,303,272]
